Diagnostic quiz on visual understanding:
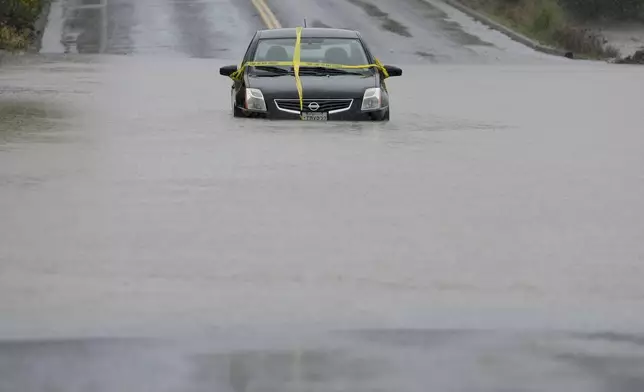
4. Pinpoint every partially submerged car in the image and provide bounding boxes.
[220,28,402,121]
